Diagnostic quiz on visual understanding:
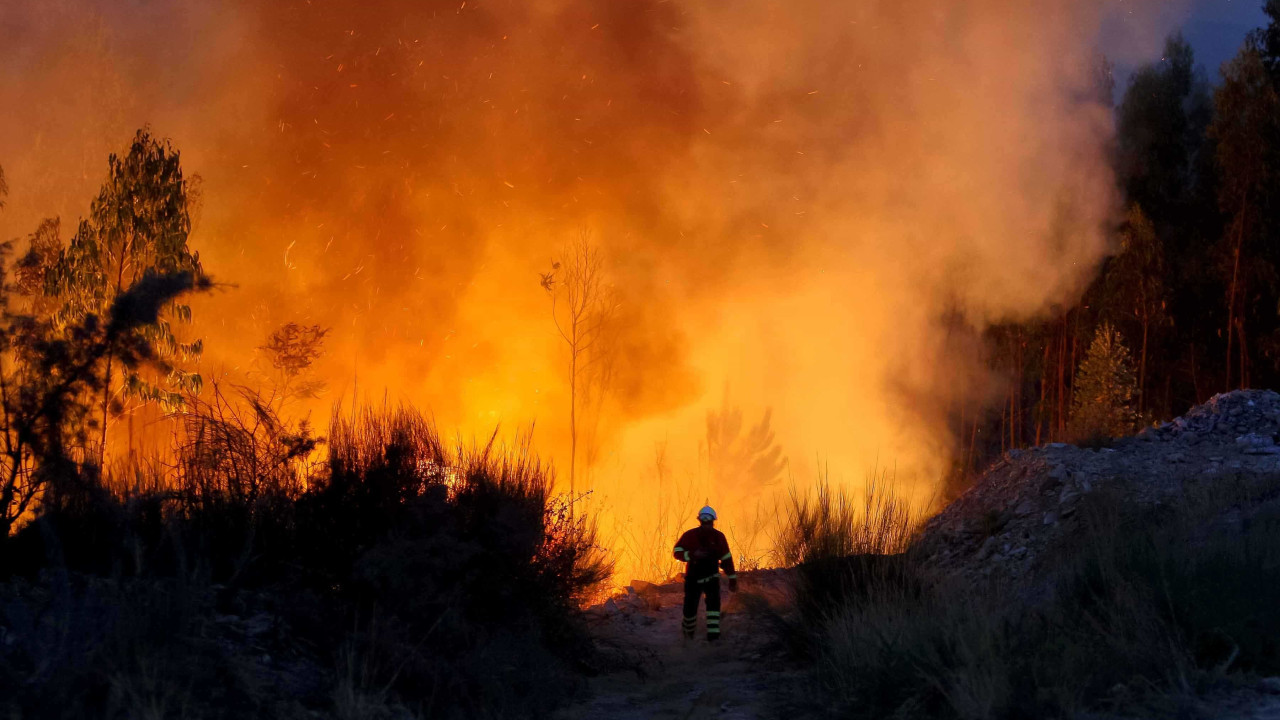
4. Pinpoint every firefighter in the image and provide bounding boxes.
[673,505,737,641]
